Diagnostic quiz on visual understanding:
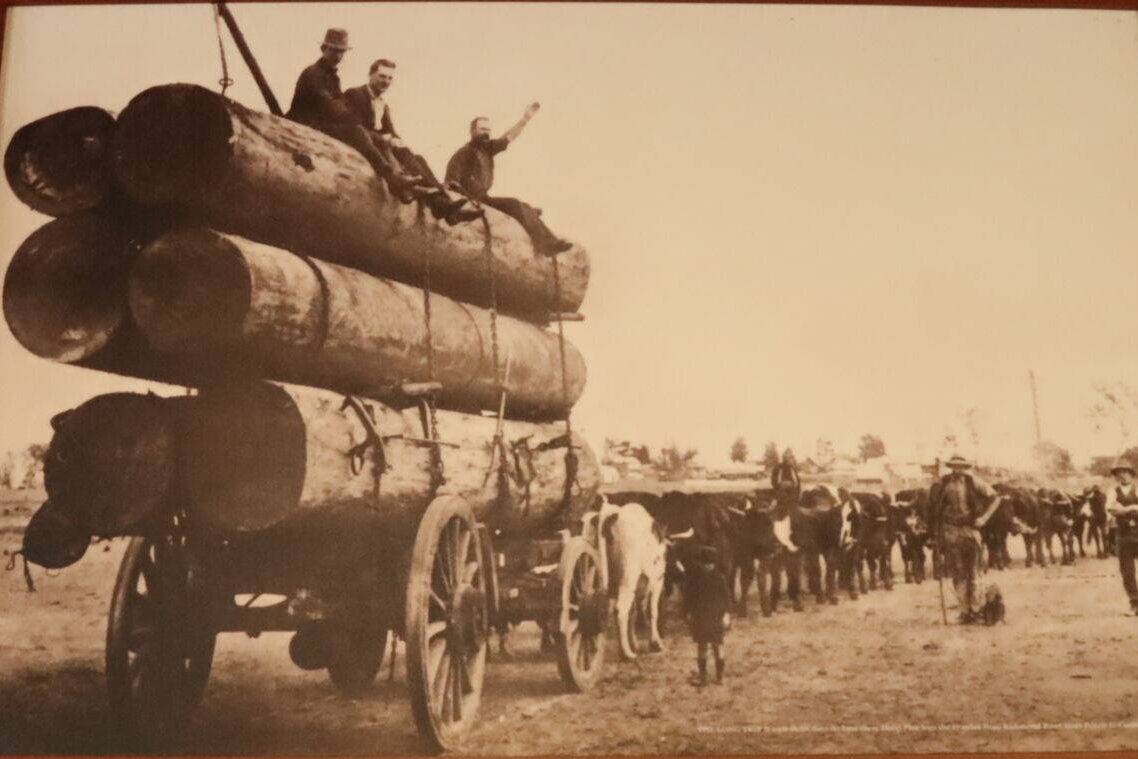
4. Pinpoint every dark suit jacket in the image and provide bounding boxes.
[343,85,397,136]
